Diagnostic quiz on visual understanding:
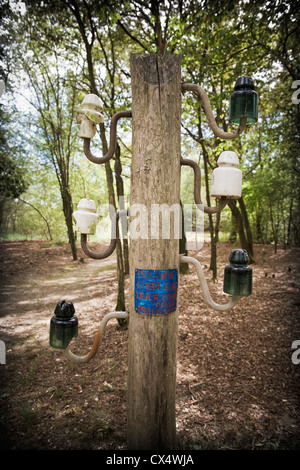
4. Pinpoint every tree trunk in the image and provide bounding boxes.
[127,53,181,450]
[100,123,126,312]
[268,195,278,253]
[228,199,254,263]
[17,198,53,241]
[255,204,264,244]
[202,150,218,279]
[238,196,254,261]
[115,143,130,275]
[287,198,293,247]
[229,210,237,243]
[211,209,221,281]
[61,186,77,261]
[179,200,189,274]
